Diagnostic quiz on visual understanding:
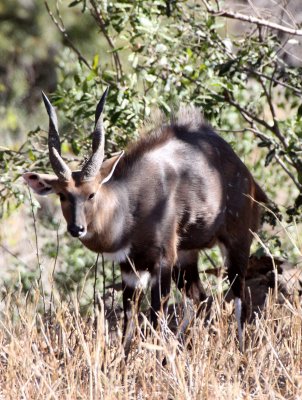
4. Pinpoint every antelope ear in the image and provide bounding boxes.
[23,172,58,195]
[100,151,124,185]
